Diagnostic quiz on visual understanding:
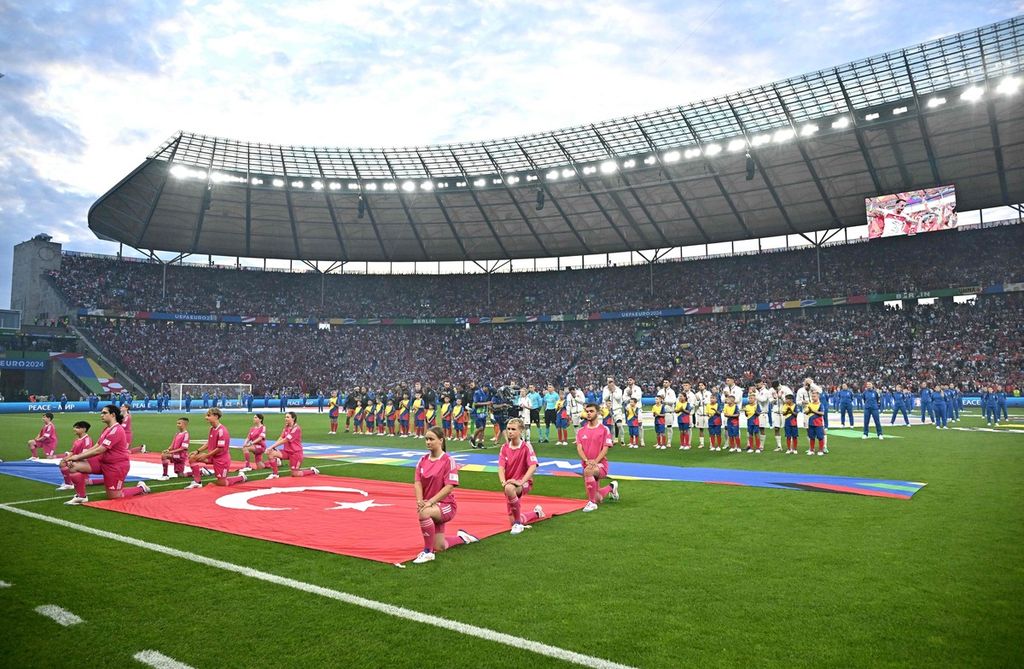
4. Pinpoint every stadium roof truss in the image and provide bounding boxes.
[90,18,1024,263]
